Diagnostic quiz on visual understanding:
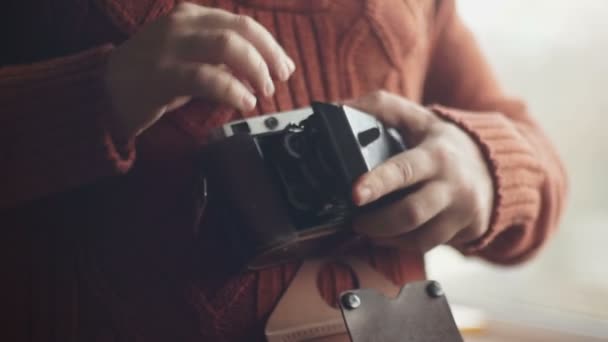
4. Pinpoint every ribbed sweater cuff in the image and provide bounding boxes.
[429,104,544,254]
[92,56,137,173]
[48,45,137,174]
[0,45,136,208]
